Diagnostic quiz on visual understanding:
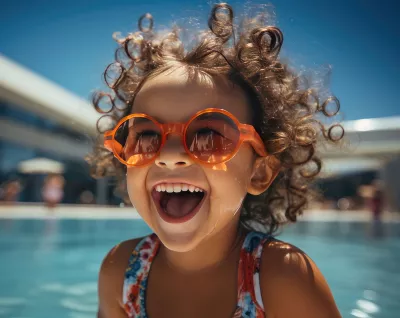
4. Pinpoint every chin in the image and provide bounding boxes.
[153,224,207,252]
[151,208,216,253]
